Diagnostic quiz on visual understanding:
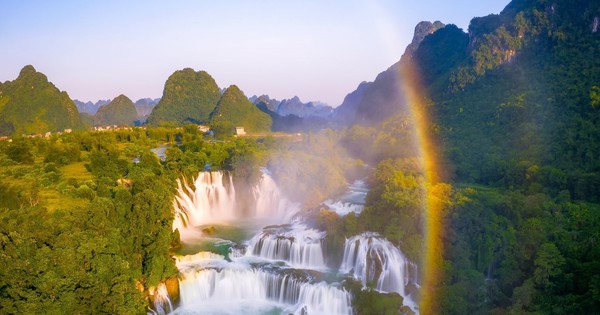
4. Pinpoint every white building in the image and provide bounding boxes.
[235,127,246,136]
